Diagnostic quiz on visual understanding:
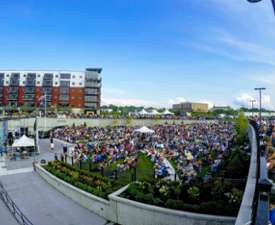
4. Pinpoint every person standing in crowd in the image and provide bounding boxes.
[50,141,55,152]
